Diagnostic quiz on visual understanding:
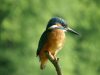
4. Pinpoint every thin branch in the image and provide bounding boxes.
[45,51,62,75]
